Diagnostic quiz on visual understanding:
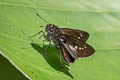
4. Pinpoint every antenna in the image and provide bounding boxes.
[36,13,49,24]
[21,29,33,42]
